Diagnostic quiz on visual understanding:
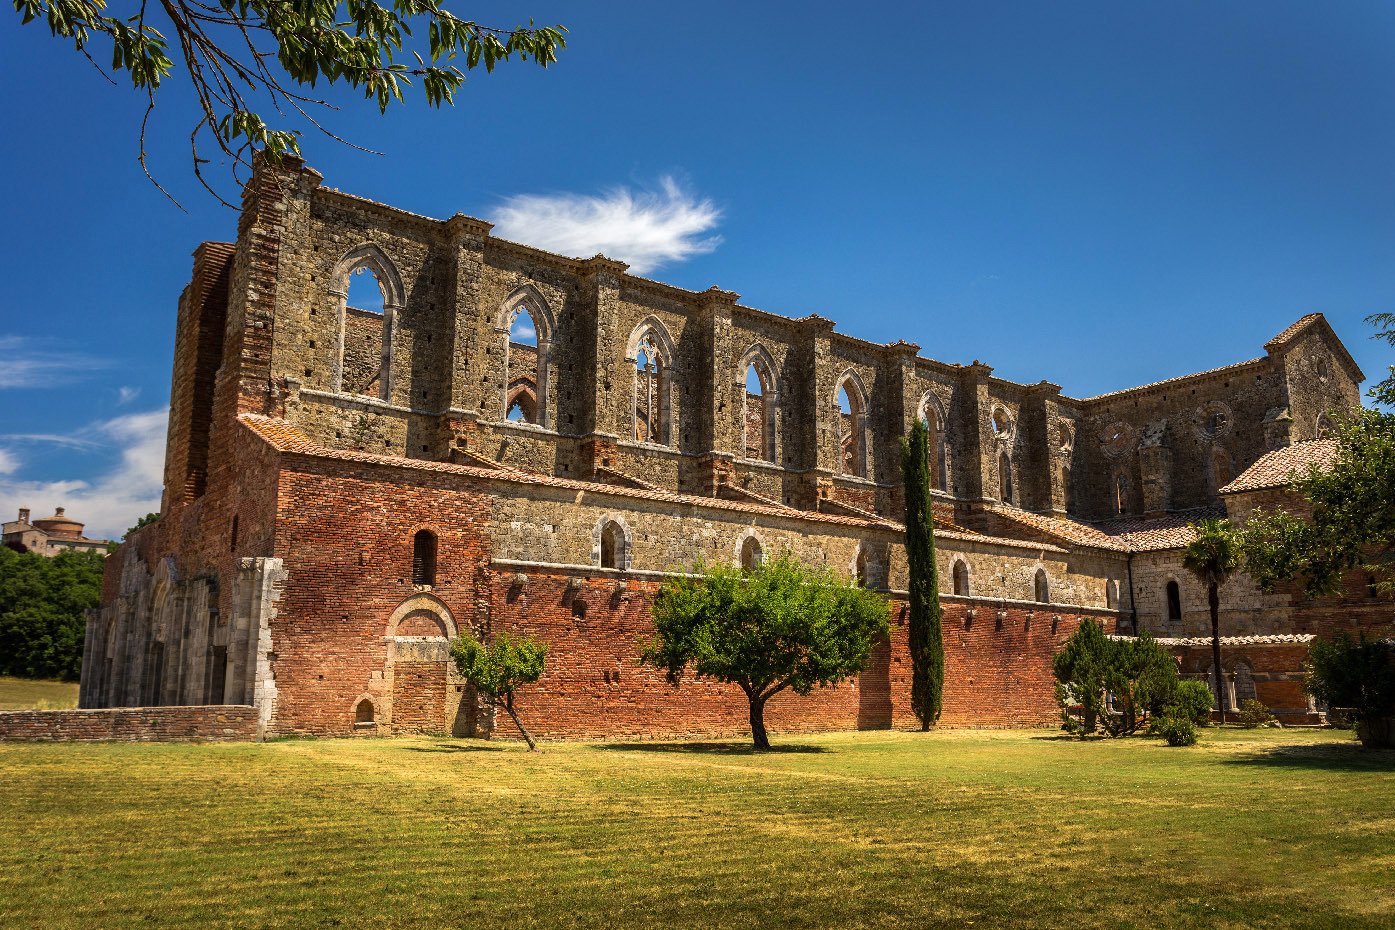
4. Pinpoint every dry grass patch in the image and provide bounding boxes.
[0,675,78,710]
